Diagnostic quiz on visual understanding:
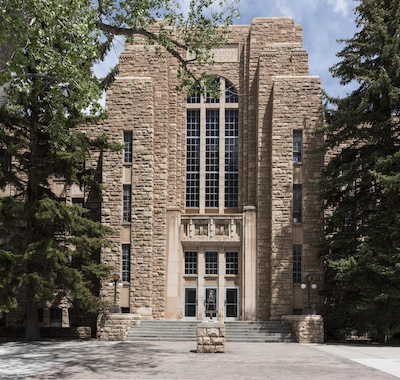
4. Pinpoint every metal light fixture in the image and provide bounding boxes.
[301,274,317,315]
[108,272,123,313]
